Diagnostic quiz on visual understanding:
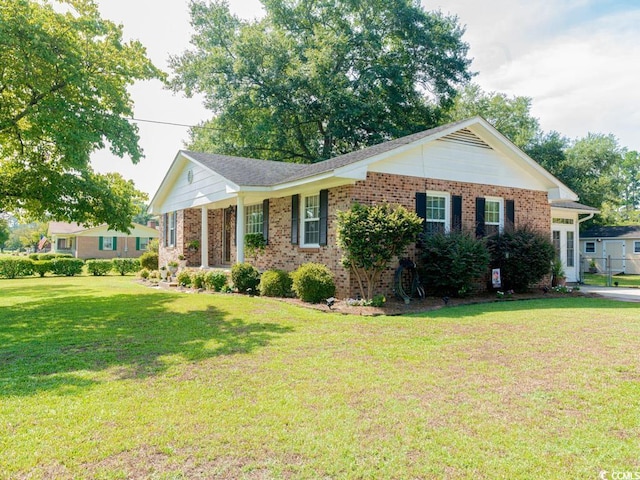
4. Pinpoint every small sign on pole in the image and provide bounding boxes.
[492,268,502,289]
